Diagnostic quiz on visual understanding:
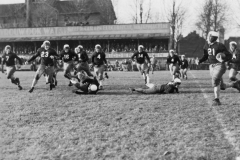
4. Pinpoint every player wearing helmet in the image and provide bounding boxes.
[60,44,78,86]
[75,45,93,77]
[91,44,108,90]
[70,71,100,94]
[26,40,59,93]
[180,55,189,80]
[1,45,23,90]
[228,41,240,82]
[167,50,181,80]
[129,78,181,94]
[131,45,151,84]
[197,31,240,106]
